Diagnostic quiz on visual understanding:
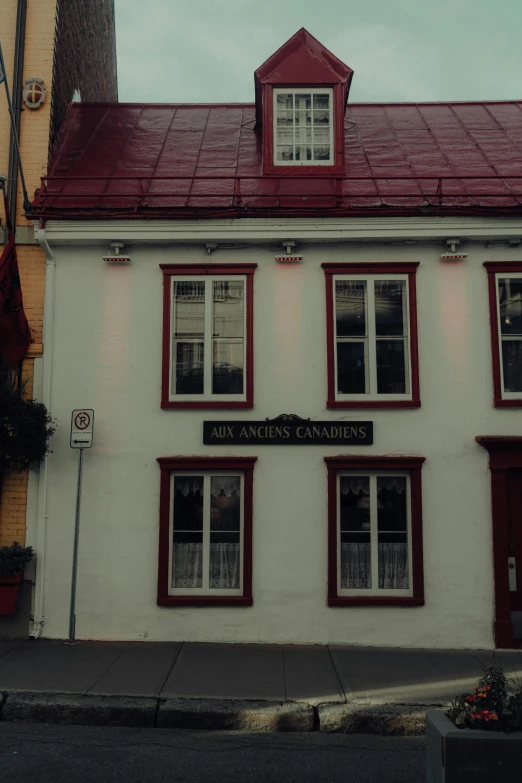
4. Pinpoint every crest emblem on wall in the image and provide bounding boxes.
[23,77,46,109]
